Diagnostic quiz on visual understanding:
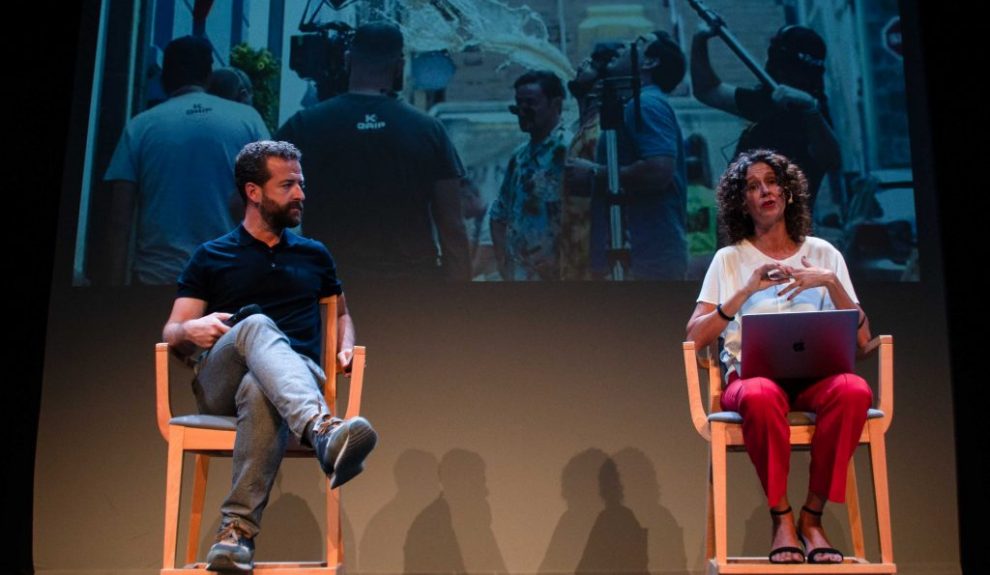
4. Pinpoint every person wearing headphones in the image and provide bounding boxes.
[691,25,840,210]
